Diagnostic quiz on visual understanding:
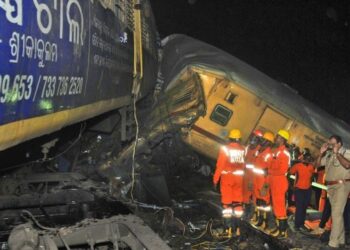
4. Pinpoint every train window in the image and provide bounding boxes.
[210,104,233,126]
[225,92,237,104]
